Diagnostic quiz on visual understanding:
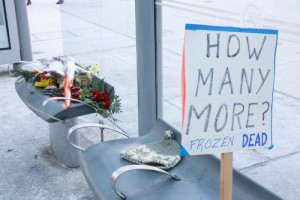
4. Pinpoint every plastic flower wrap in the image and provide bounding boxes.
[63,57,76,109]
